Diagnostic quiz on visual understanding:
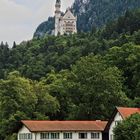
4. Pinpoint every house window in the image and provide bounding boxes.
[40,133,59,139]
[40,133,50,139]
[63,133,72,139]
[51,133,60,139]
[115,121,120,126]
[79,133,87,139]
[110,134,114,140]
[19,133,32,140]
[91,133,100,139]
